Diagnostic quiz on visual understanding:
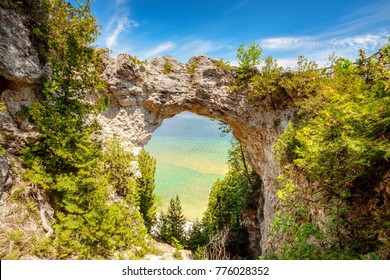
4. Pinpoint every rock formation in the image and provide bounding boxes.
[0,5,295,256]
[99,54,294,255]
